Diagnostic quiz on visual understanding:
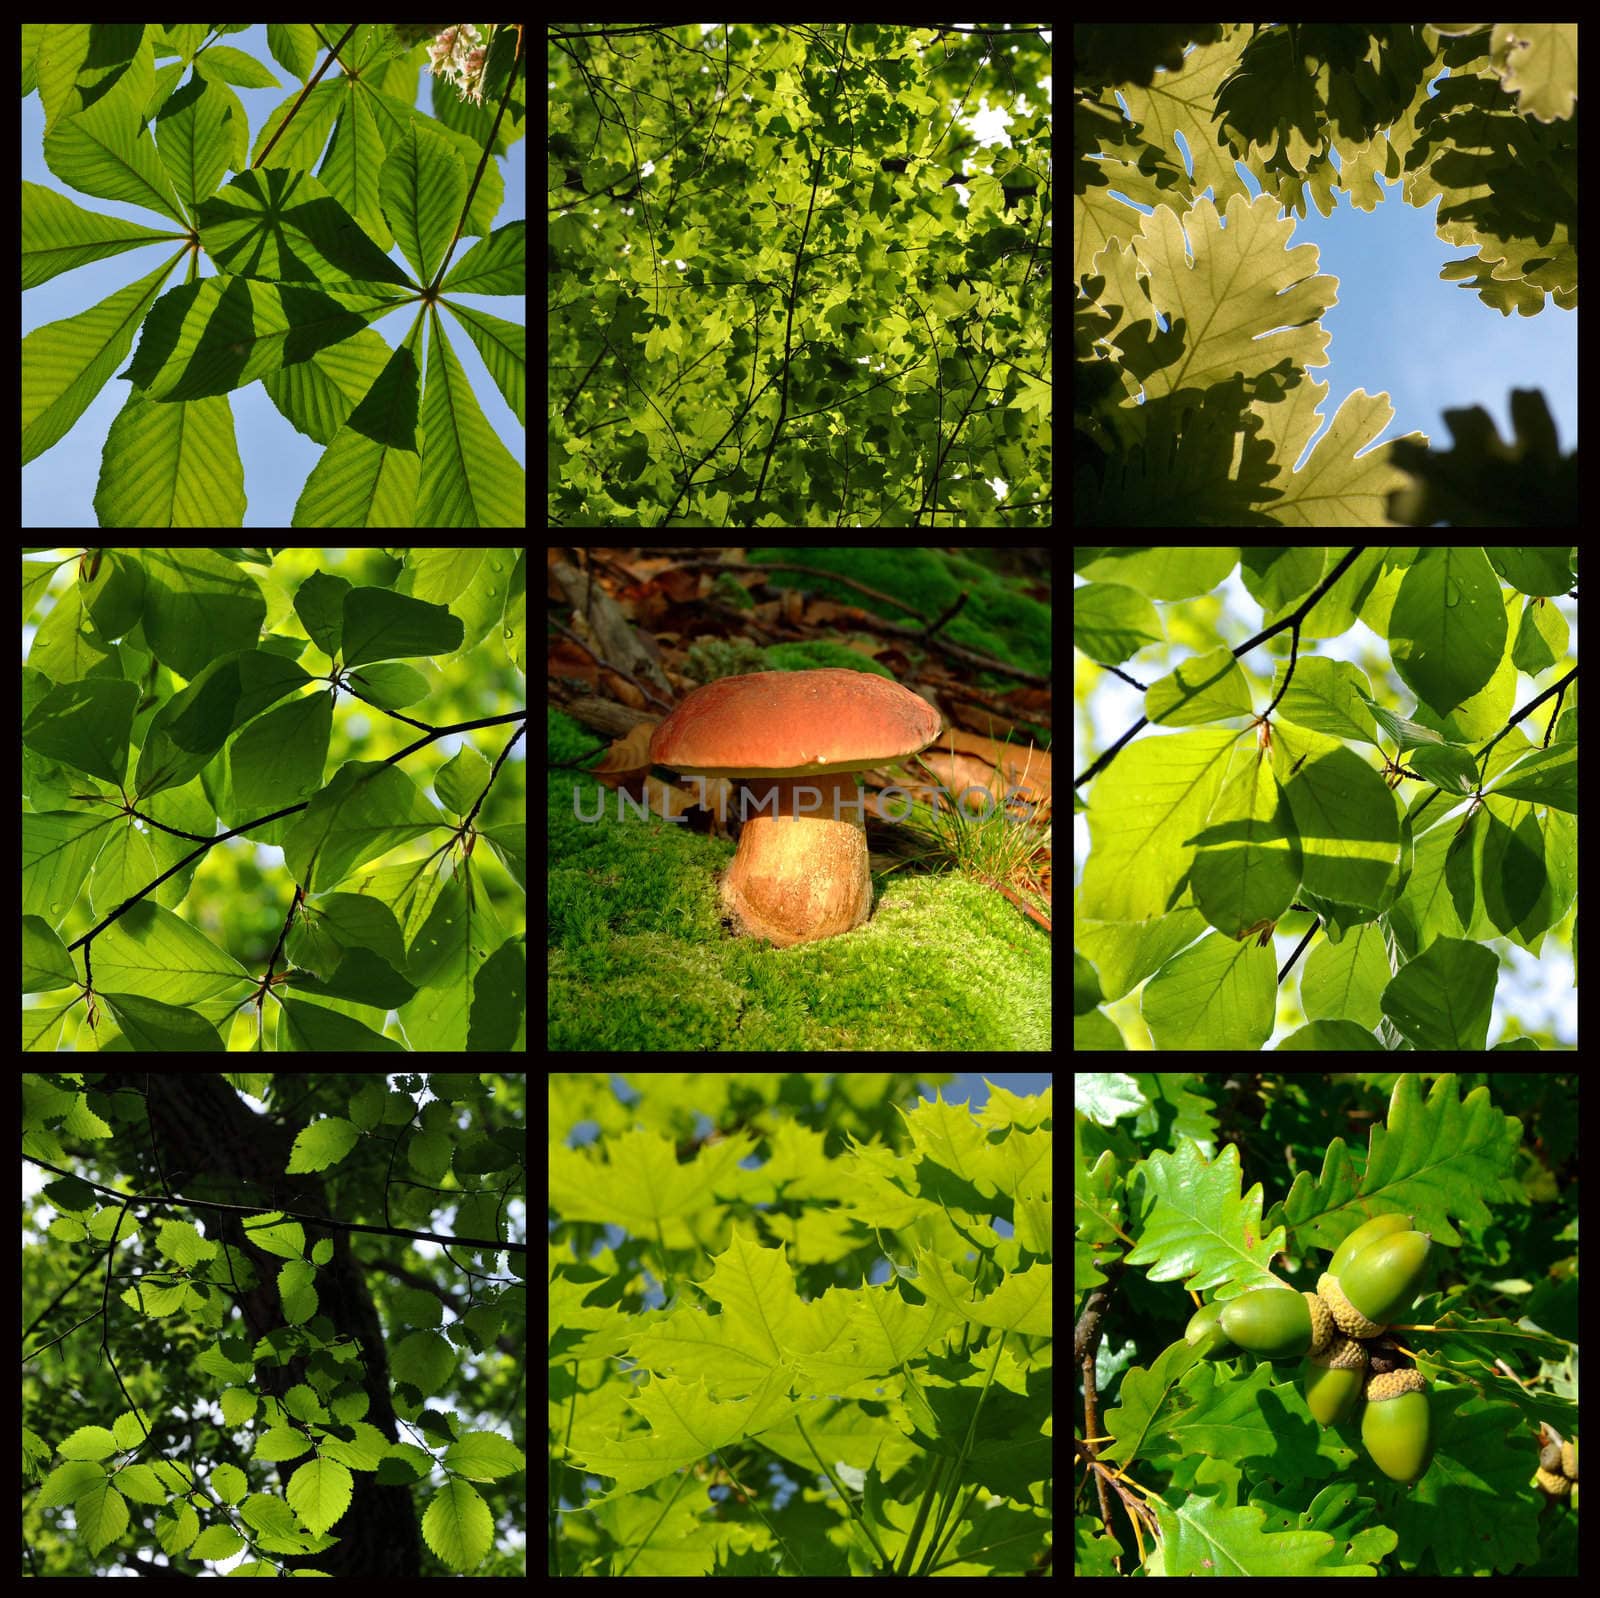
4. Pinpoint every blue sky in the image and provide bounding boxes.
[23,25,525,529]
[1103,65,1578,472]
